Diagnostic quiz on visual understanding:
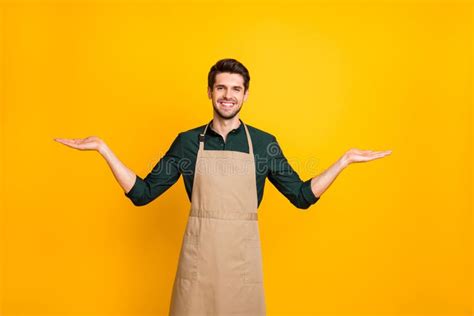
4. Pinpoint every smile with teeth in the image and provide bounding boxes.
[219,101,235,108]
